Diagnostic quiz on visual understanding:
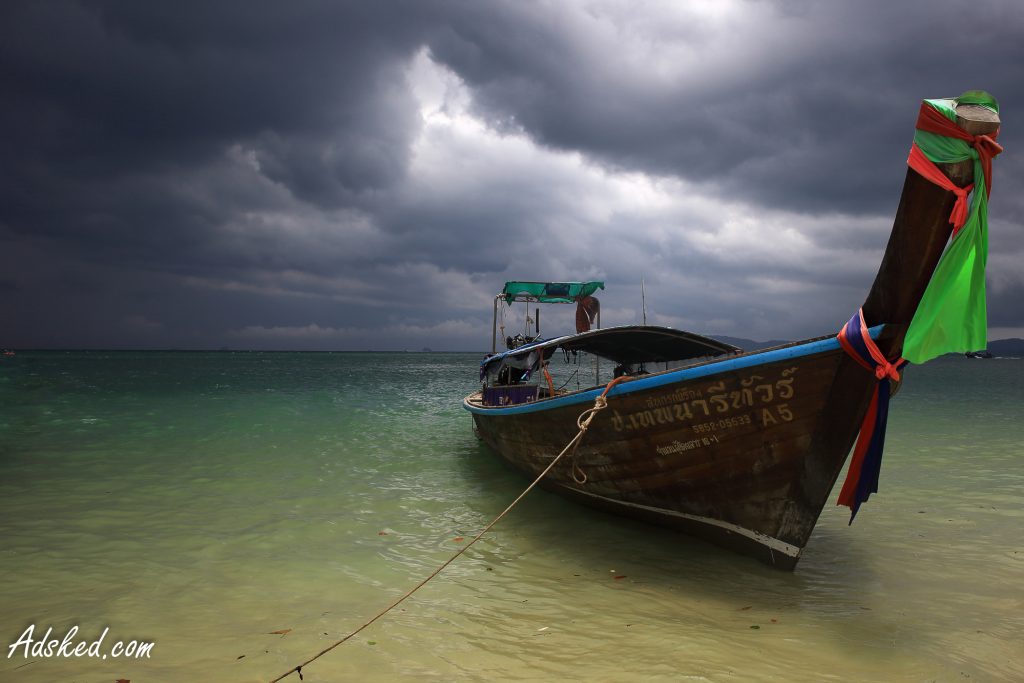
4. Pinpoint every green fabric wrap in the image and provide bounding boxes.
[902,95,998,364]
